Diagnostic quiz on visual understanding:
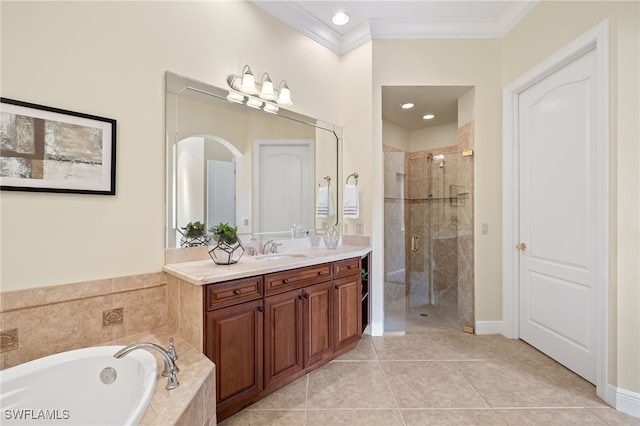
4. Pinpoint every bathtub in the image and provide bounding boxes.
[0,346,157,426]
